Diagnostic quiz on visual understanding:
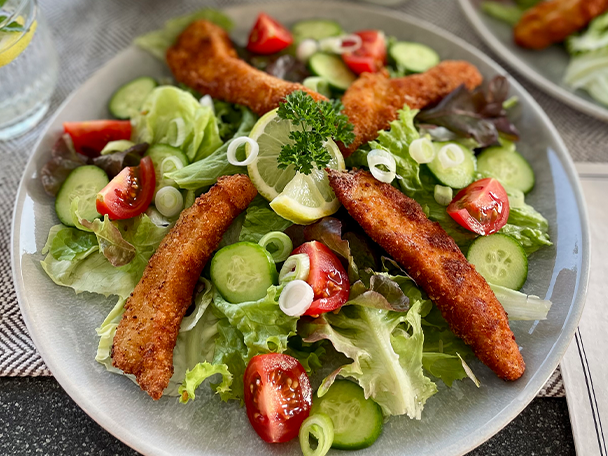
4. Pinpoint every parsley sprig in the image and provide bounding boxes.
[276,91,355,175]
